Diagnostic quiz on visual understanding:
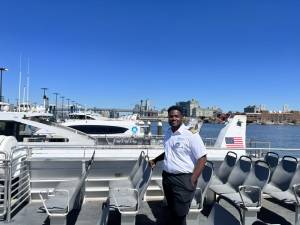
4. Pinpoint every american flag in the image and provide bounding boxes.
[225,137,244,148]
